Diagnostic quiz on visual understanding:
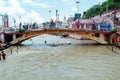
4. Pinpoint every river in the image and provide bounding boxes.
[0,34,120,80]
